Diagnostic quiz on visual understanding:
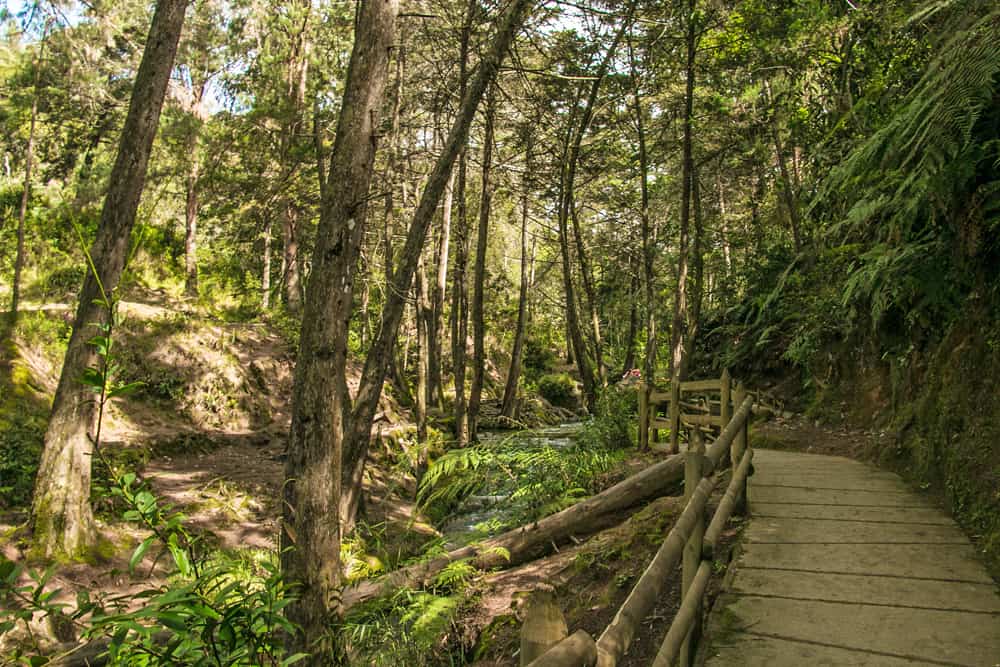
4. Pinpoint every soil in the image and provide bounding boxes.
[750,412,884,460]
